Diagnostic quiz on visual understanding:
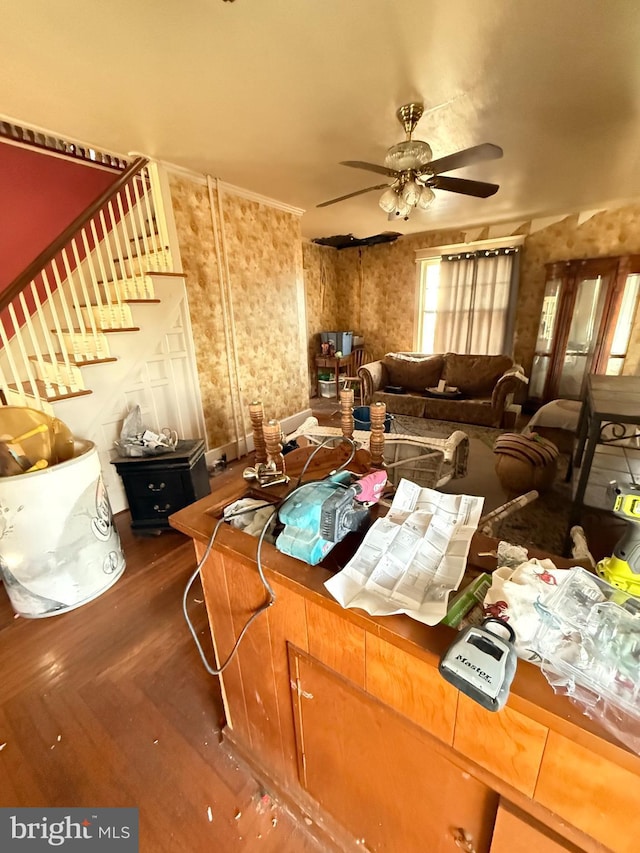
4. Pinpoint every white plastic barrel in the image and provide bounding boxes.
[0,439,125,618]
